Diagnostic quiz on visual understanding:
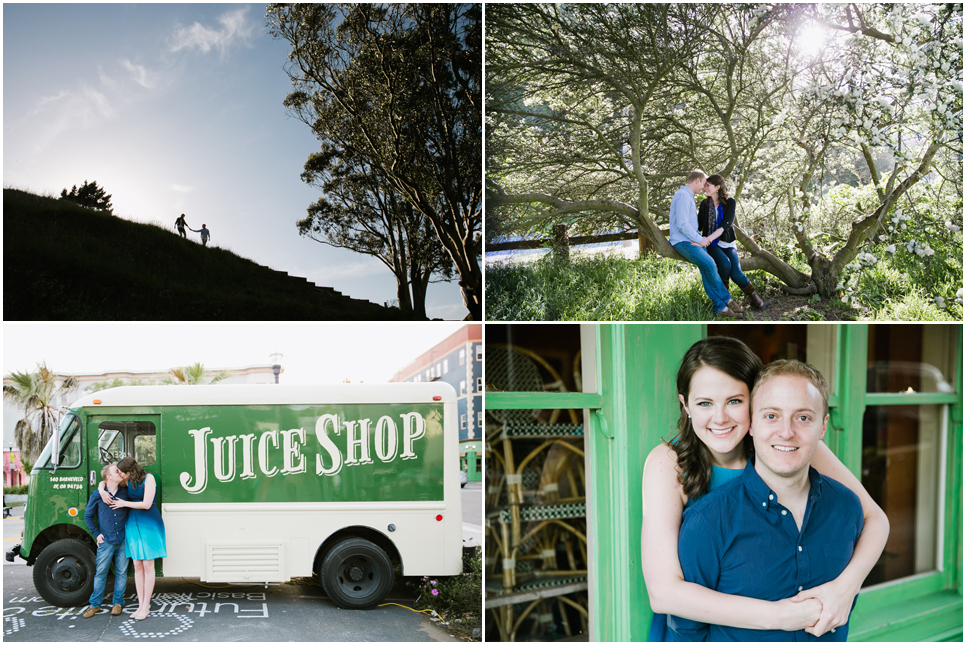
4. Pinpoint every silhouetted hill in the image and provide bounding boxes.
[3,189,404,320]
